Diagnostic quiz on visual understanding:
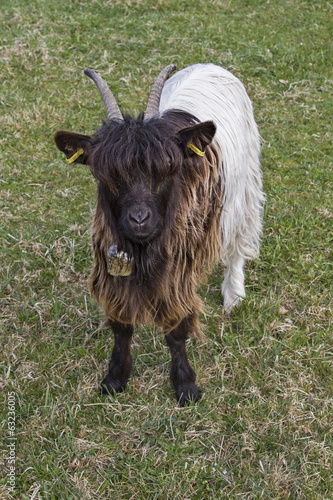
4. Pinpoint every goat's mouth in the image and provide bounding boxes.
[122,219,161,245]
[121,204,161,245]
[126,228,159,245]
